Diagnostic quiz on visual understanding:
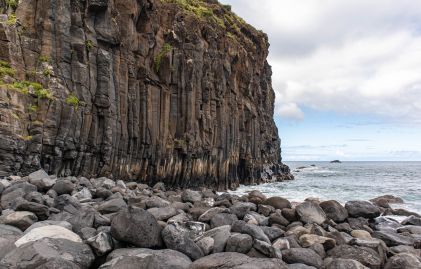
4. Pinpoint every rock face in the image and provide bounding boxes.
[0,0,292,189]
